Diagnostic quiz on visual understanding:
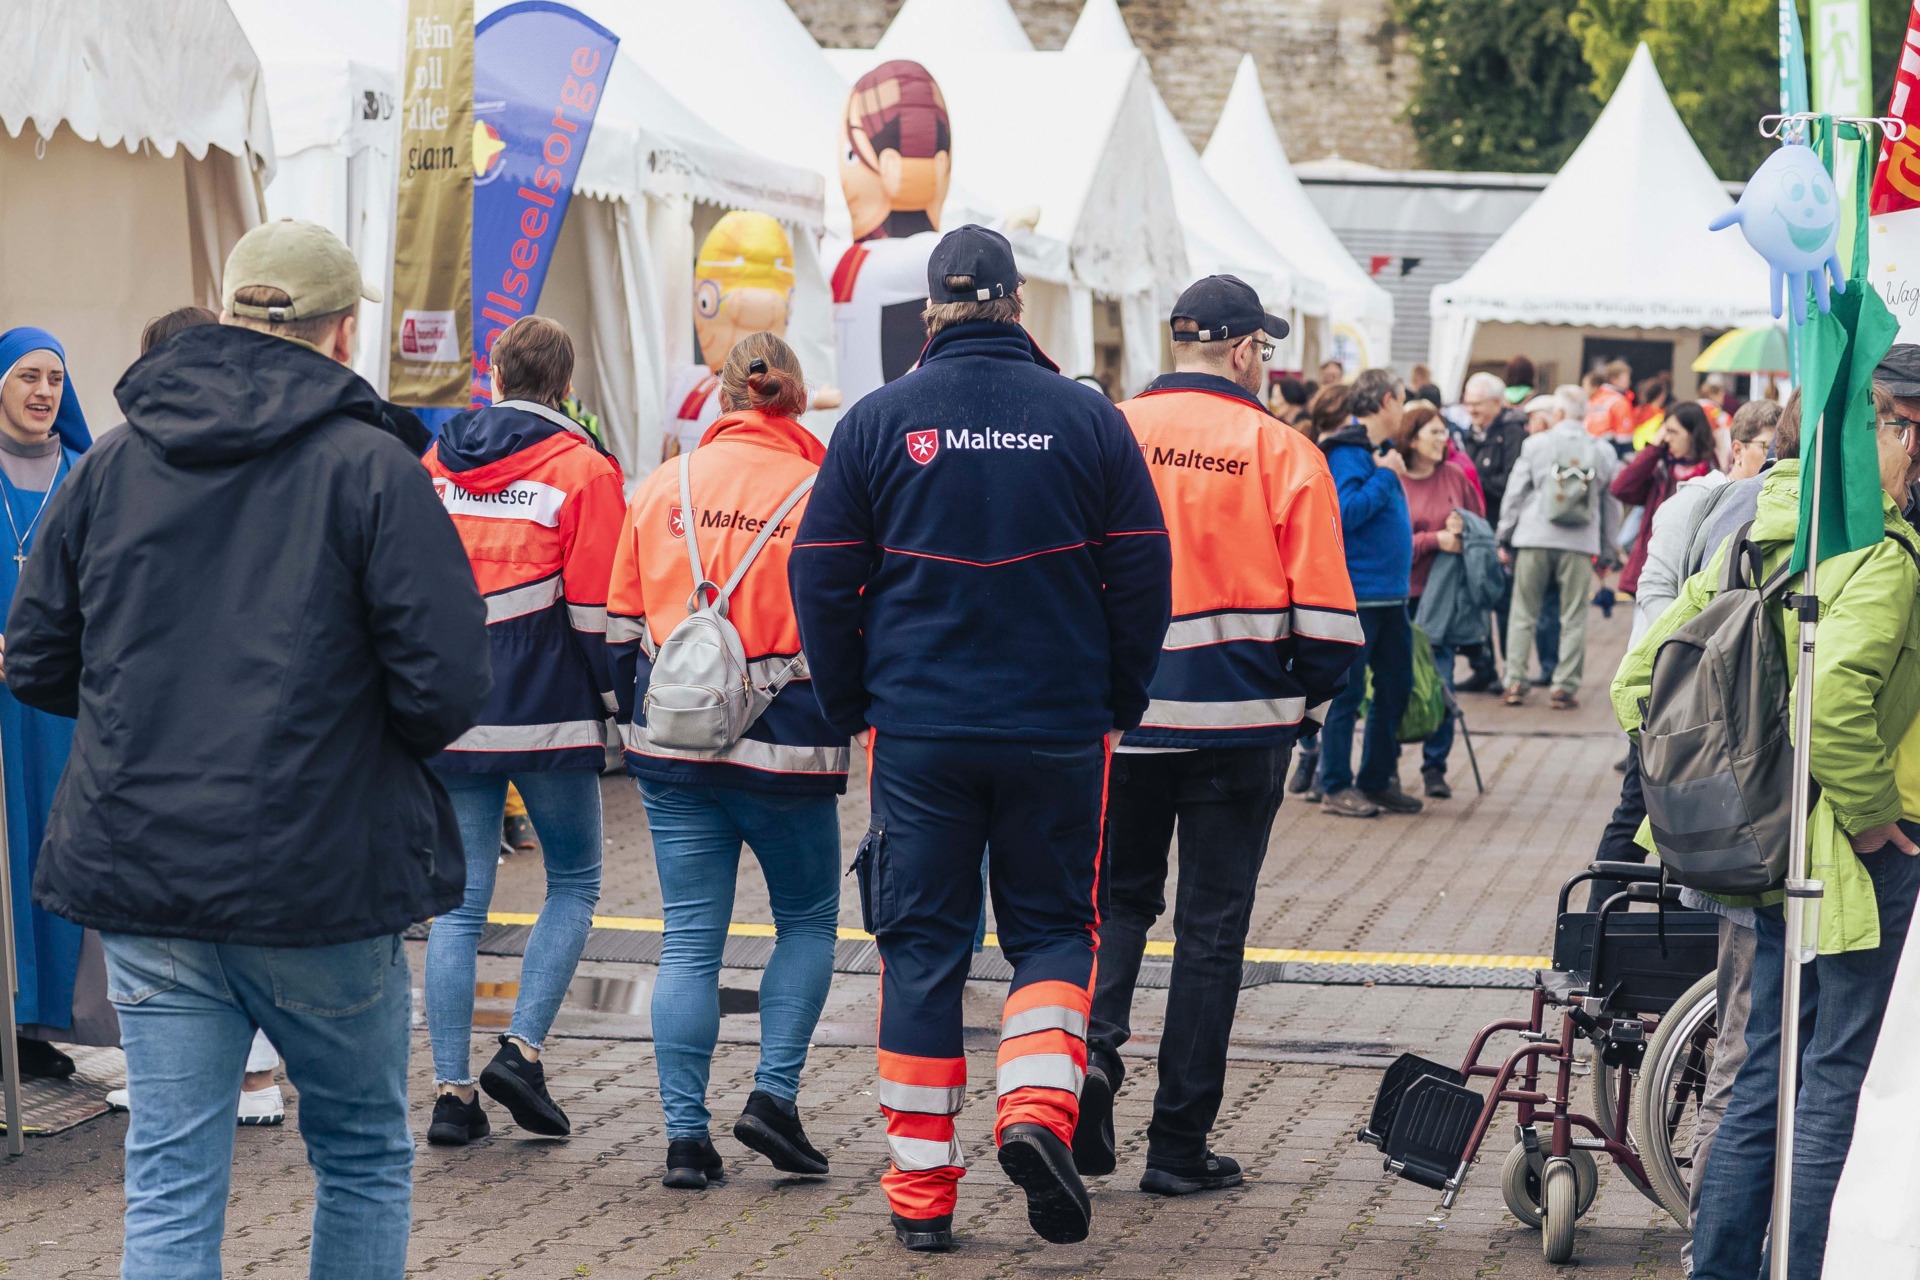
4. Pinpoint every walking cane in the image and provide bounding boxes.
[0,735,25,1155]
[1456,710,1485,795]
